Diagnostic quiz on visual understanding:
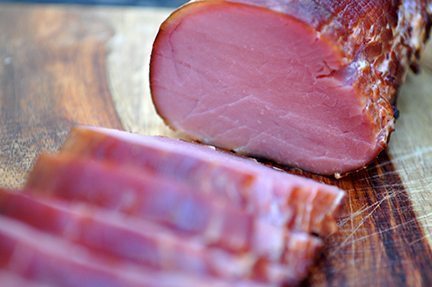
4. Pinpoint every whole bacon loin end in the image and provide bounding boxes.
[150,0,432,176]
